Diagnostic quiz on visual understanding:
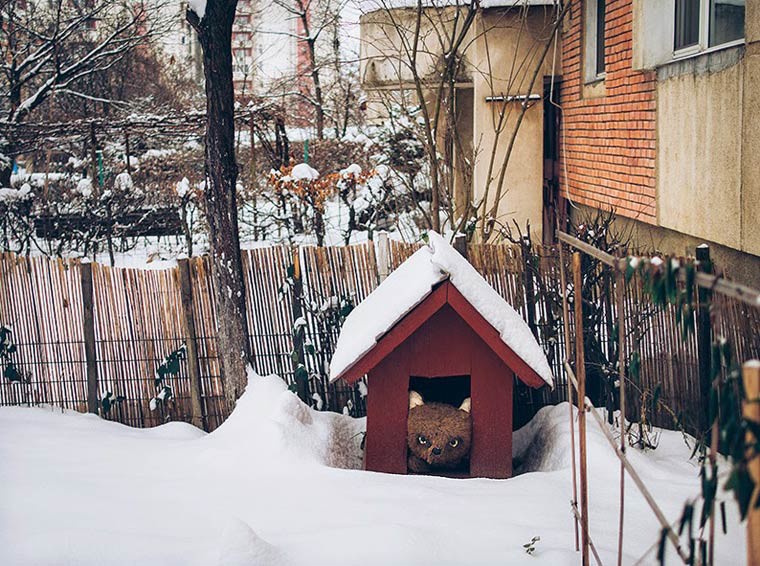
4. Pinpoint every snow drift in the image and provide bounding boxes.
[0,370,746,565]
